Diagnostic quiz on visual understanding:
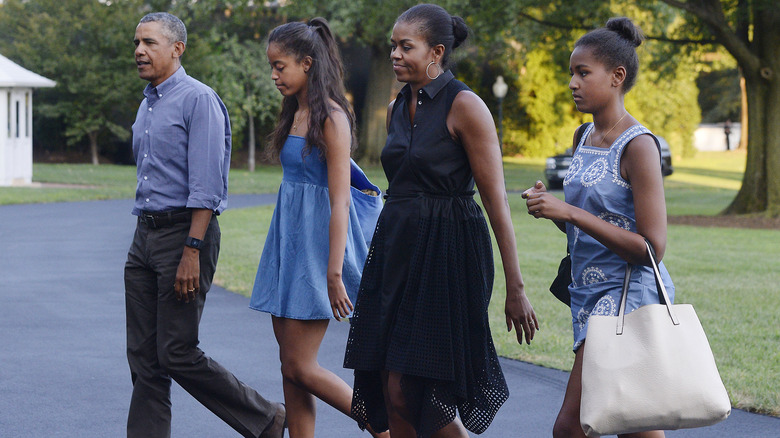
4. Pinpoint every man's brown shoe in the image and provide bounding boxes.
[259,403,286,438]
